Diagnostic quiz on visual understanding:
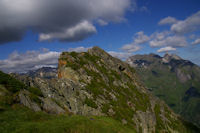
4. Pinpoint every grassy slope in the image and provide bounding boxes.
[62,50,199,132]
[0,105,134,133]
[0,70,135,133]
[136,64,200,126]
